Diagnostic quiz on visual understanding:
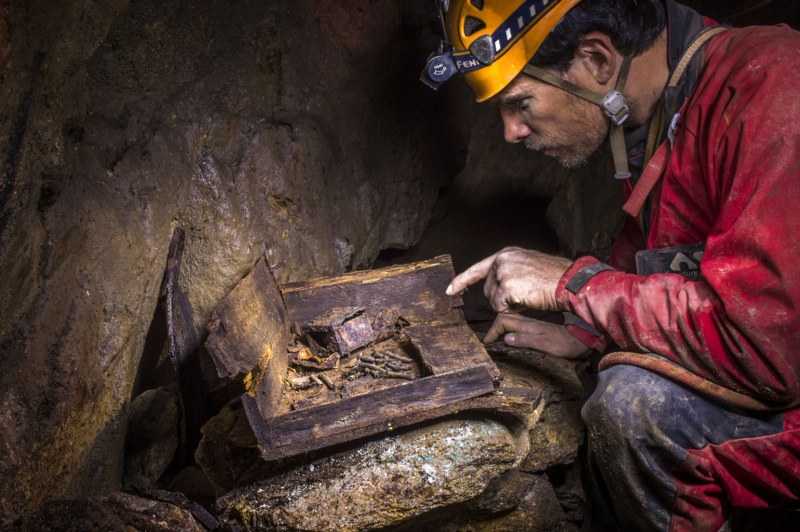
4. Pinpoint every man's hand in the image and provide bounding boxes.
[446,247,573,312]
[484,314,591,359]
